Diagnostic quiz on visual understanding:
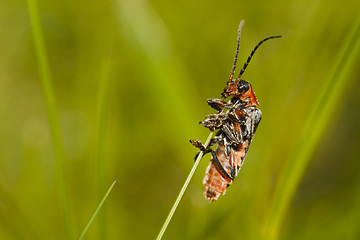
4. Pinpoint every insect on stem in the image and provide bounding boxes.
[156,132,214,240]
[192,23,281,202]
